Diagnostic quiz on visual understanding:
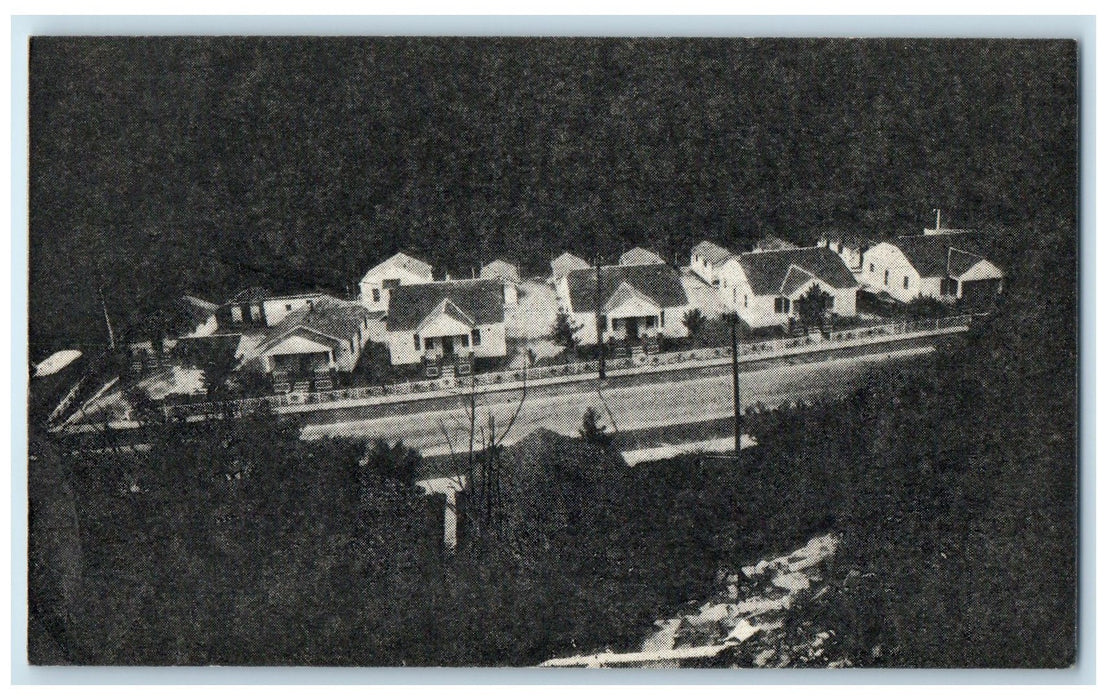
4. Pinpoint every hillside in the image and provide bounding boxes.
[29,38,1076,356]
